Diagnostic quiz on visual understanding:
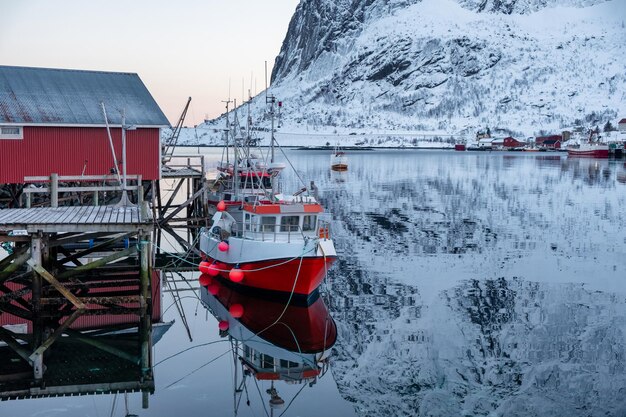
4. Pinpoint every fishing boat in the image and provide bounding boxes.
[199,96,337,298]
[199,277,336,413]
[330,145,348,171]
[567,131,609,158]
[567,142,609,158]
